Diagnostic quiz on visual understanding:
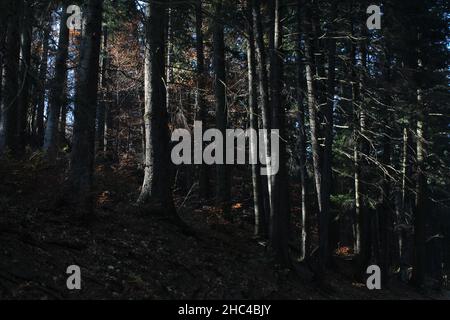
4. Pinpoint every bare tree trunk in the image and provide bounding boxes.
[354,35,372,275]
[44,3,69,162]
[252,0,271,233]
[166,2,173,116]
[212,0,230,216]
[0,0,22,155]
[304,2,324,271]
[138,1,177,216]
[379,54,393,285]
[69,0,103,214]
[268,0,290,265]
[34,26,50,148]
[296,0,309,261]
[0,0,8,111]
[247,0,265,238]
[16,0,32,156]
[413,59,427,288]
[321,0,337,264]
[195,0,210,199]
[96,25,108,154]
